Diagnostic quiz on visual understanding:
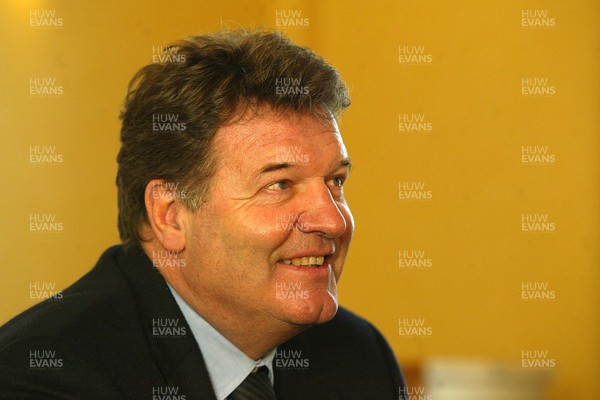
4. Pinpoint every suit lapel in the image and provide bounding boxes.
[115,246,217,400]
